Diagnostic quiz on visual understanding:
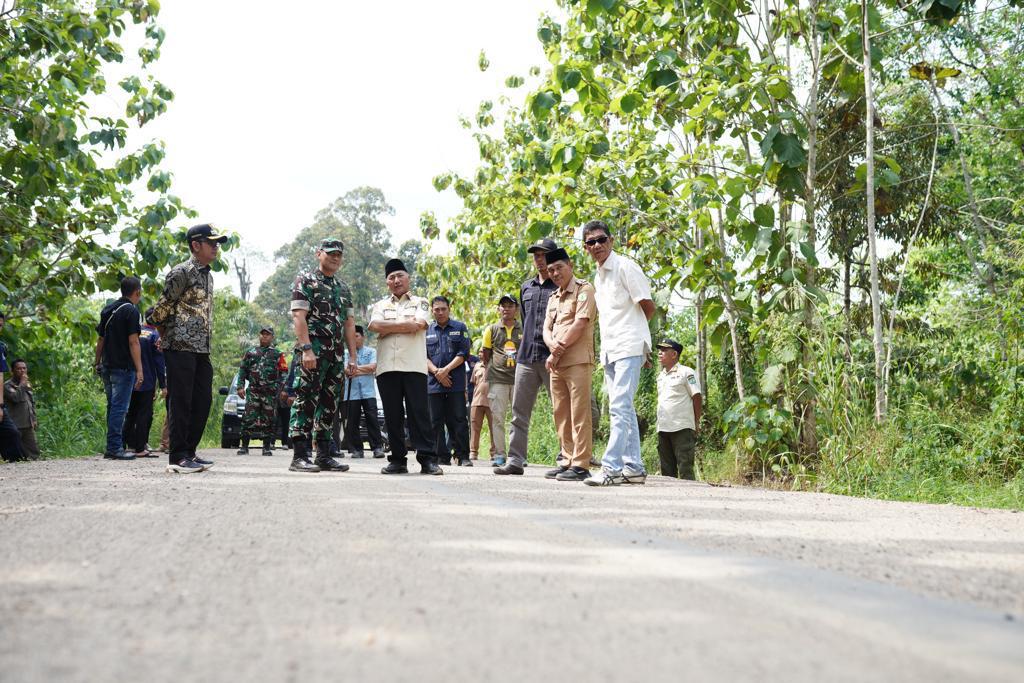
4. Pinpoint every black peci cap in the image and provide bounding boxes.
[544,247,570,265]
[385,258,407,276]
